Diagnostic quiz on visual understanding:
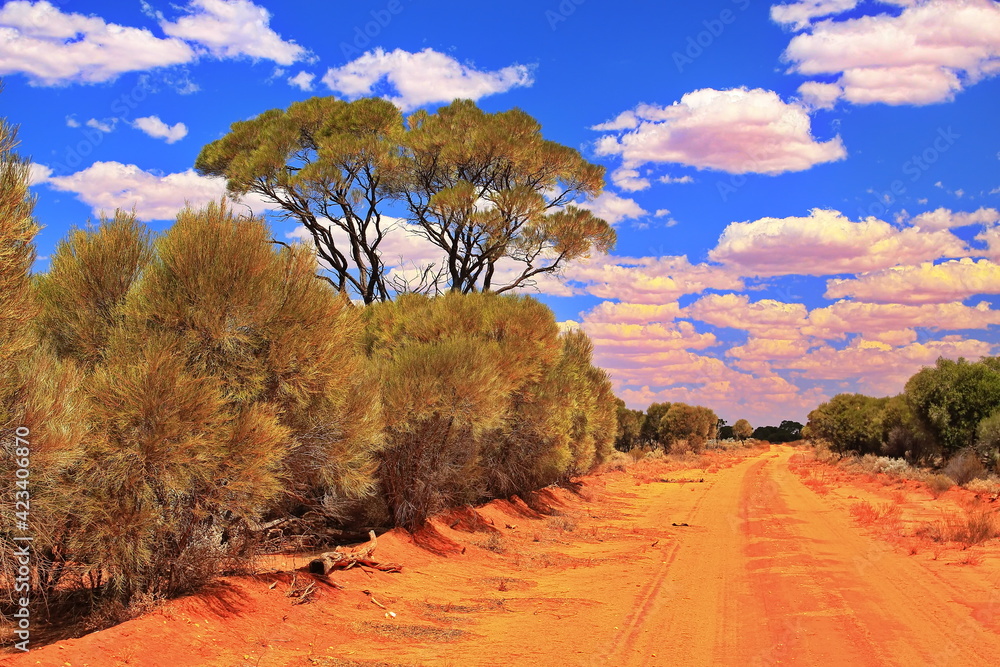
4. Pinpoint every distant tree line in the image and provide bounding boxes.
[617,401,724,453]
[805,357,1000,471]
